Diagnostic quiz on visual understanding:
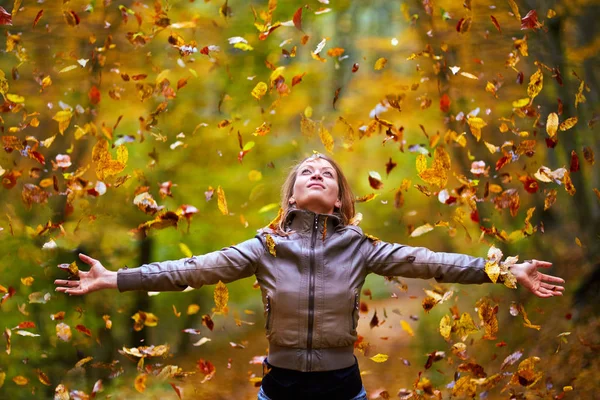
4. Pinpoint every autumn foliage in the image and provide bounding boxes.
[0,0,599,399]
